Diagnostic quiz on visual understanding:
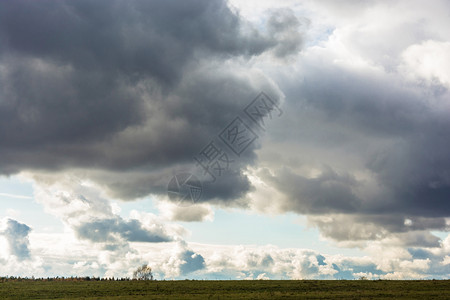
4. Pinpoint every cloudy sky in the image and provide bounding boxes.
[0,0,449,280]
